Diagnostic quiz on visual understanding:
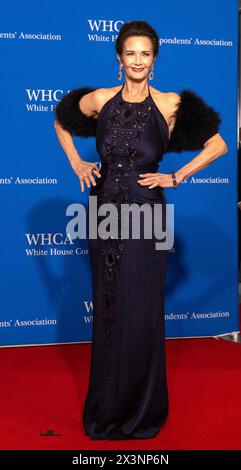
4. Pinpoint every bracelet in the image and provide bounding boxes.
[171,171,178,189]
